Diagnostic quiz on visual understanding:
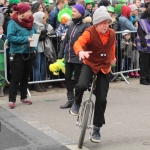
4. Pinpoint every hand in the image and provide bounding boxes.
[142,47,147,54]
[126,42,129,45]
[111,58,116,65]
[28,37,33,42]
[79,51,92,60]
[133,43,136,47]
